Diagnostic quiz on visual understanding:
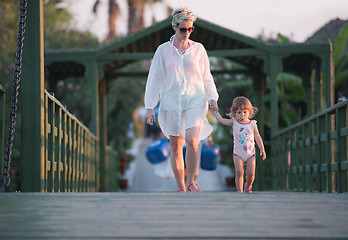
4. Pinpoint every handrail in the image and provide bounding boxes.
[272,100,348,137]
[105,146,119,192]
[43,90,118,192]
[44,90,100,192]
[271,100,348,193]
